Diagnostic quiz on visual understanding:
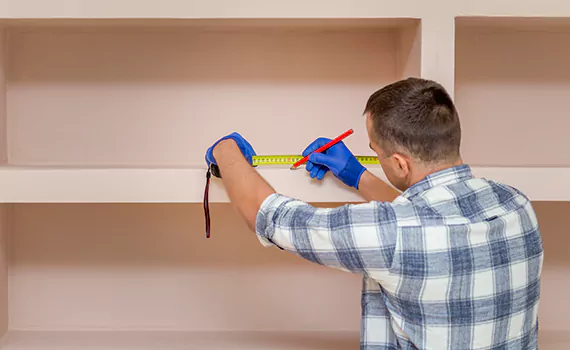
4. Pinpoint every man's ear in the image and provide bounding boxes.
[392,153,410,178]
